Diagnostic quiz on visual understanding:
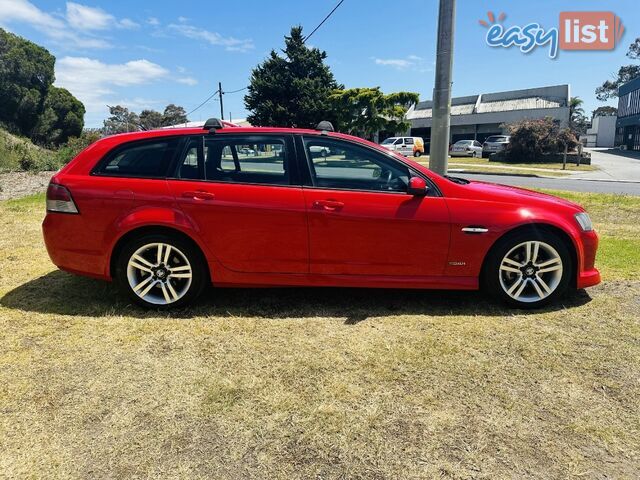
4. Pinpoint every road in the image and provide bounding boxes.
[573,148,640,182]
[458,173,640,195]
